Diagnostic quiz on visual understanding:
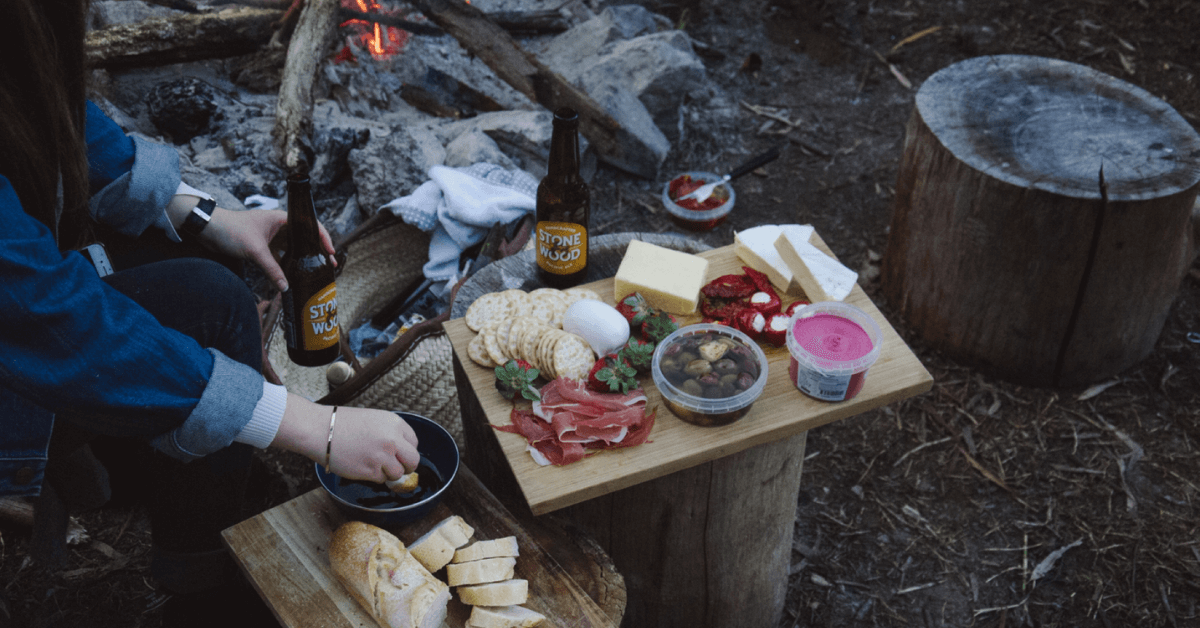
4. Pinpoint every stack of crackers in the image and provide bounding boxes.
[465,287,600,382]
